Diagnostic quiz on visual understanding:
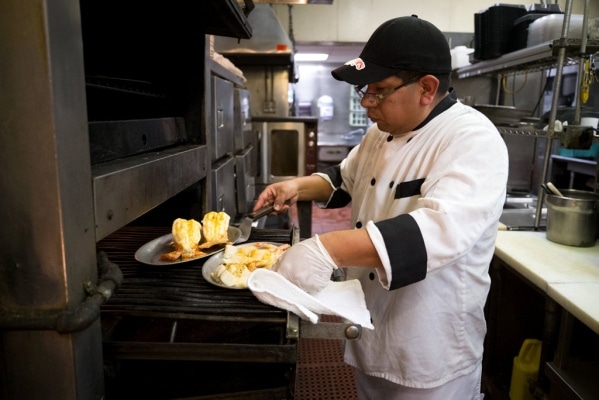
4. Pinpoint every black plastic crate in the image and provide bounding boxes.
[474,4,527,60]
